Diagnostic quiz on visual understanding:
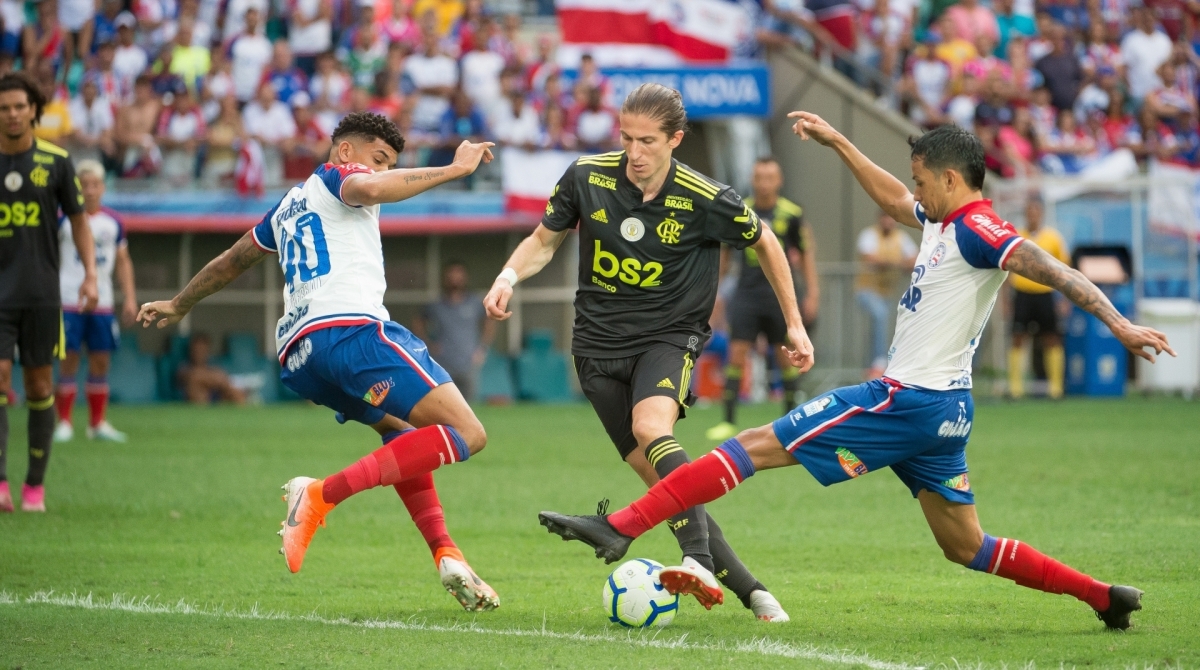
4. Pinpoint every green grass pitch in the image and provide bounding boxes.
[1,397,1197,668]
